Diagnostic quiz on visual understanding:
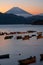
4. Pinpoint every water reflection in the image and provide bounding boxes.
[0,25,43,65]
